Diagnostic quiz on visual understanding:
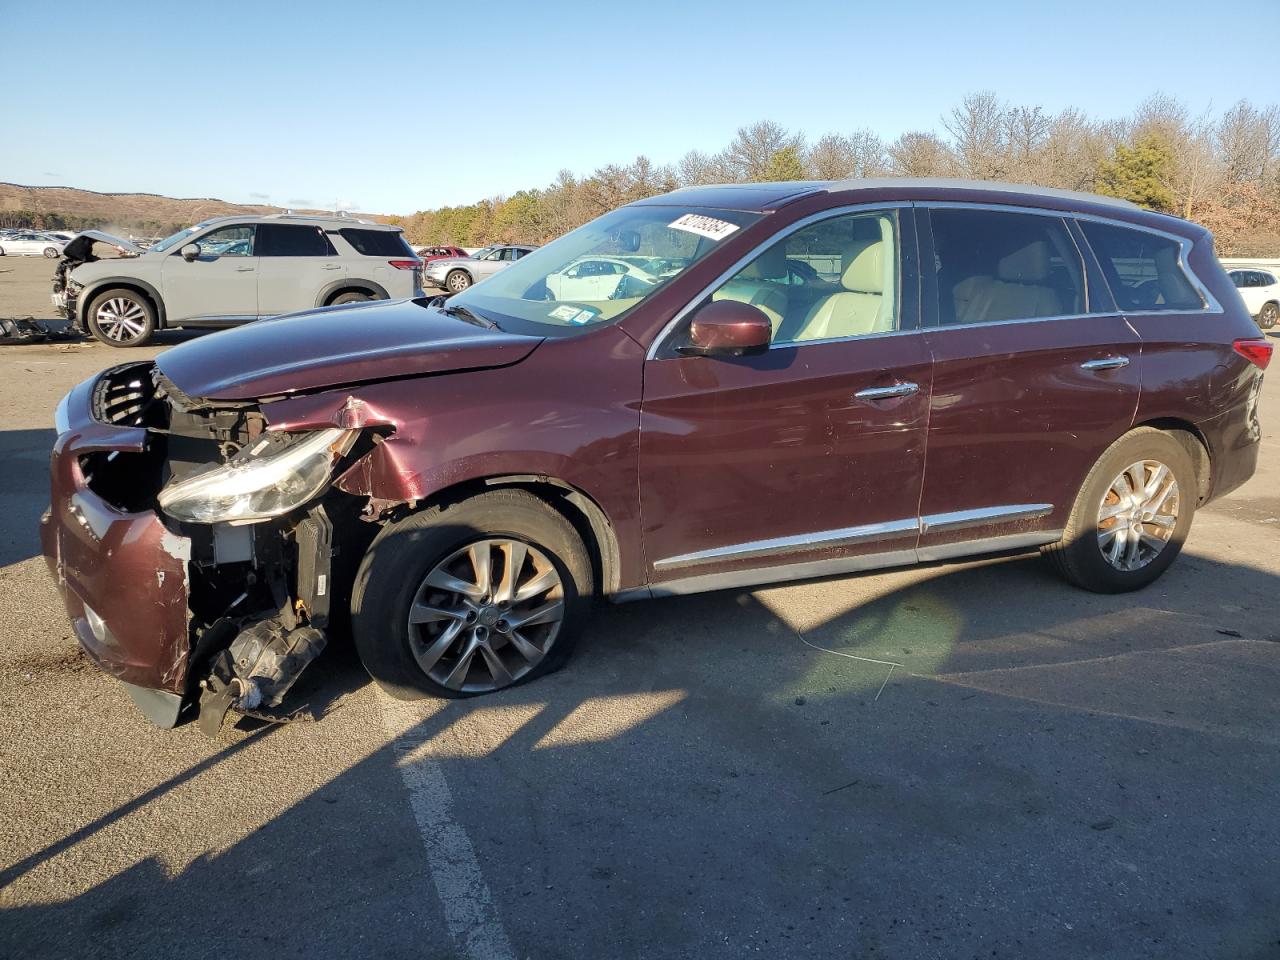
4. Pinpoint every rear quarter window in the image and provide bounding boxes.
[339,228,415,257]
[1078,221,1204,312]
